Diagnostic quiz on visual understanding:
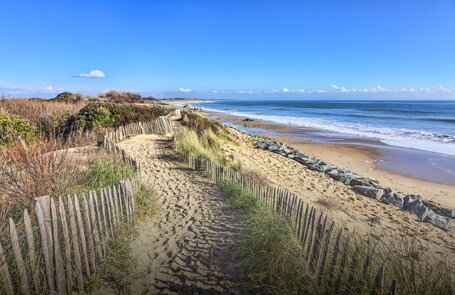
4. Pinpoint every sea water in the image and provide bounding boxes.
[193,99,455,184]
